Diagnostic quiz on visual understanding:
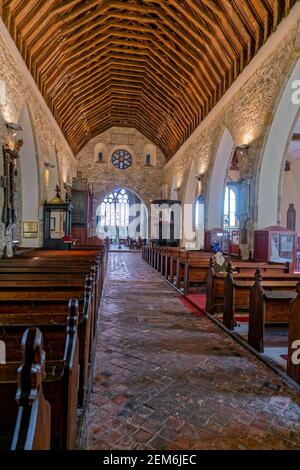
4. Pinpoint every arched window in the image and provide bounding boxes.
[224,186,238,228]
[94,143,108,163]
[195,196,205,249]
[100,189,130,231]
[96,188,148,241]
[195,197,204,228]
[143,144,157,167]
